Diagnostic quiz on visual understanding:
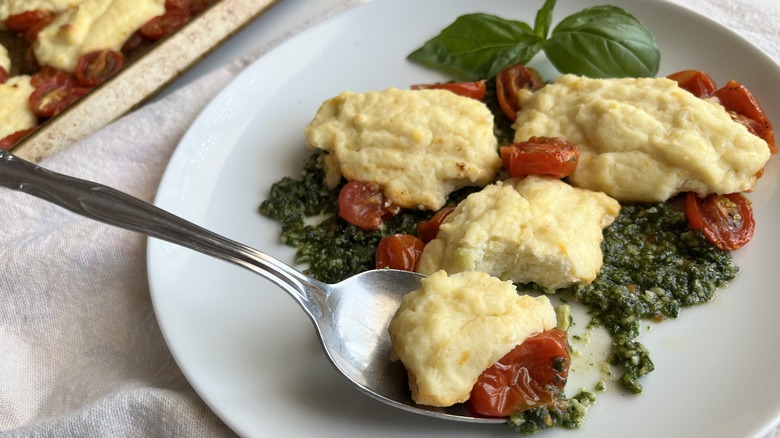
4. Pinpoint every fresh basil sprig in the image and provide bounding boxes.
[407,0,659,80]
